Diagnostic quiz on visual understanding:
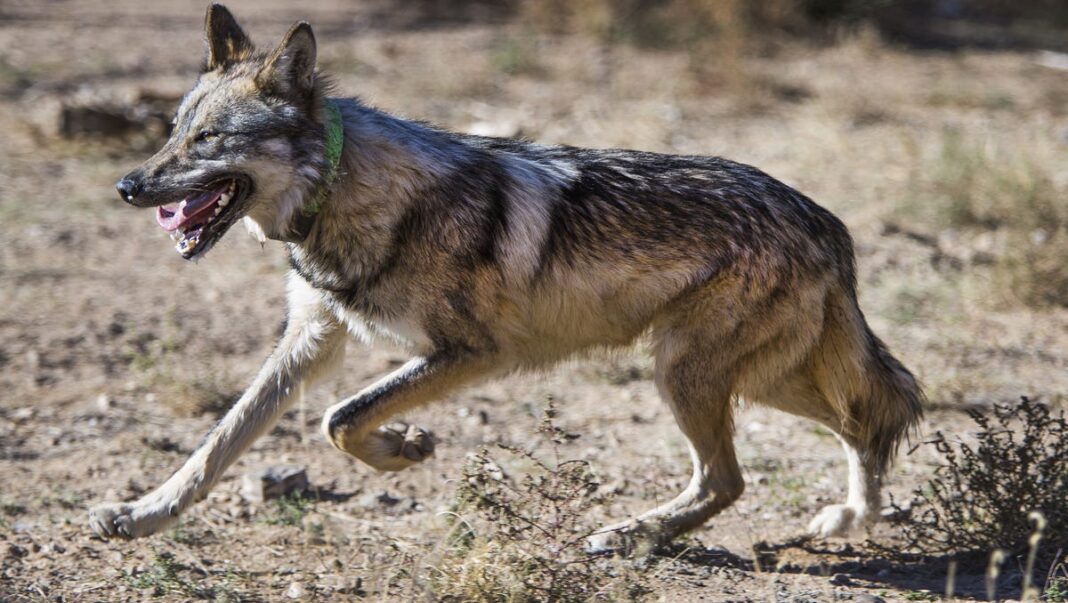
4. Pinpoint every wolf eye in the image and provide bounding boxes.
[194,129,219,142]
